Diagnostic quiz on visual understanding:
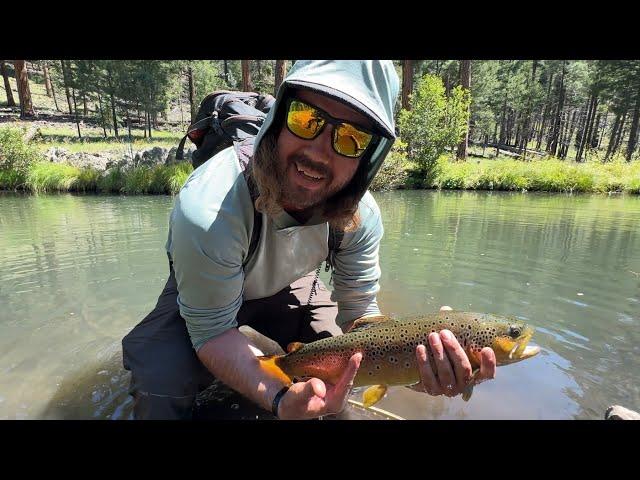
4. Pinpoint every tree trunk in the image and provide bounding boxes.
[612,111,627,157]
[187,66,196,123]
[536,72,554,150]
[49,68,60,112]
[521,60,538,159]
[82,93,88,117]
[223,60,229,85]
[401,60,413,111]
[625,95,640,162]
[1,61,16,107]
[561,109,578,159]
[178,87,185,128]
[582,96,599,160]
[274,60,287,97]
[498,64,512,145]
[107,68,118,138]
[42,62,53,97]
[584,97,599,152]
[514,111,523,147]
[556,110,566,156]
[598,113,608,149]
[241,60,252,91]
[576,95,595,162]
[456,60,471,160]
[71,87,81,139]
[147,109,152,138]
[97,92,107,138]
[60,60,73,115]
[13,60,35,118]
[591,112,602,149]
[549,61,566,156]
[605,112,621,161]
[499,98,508,144]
